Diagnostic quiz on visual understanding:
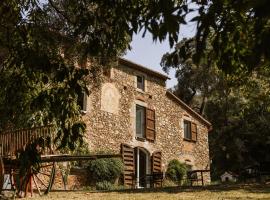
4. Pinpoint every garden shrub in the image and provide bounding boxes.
[166,159,187,184]
[96,181,114,190]
[88,157,124,184]
[163,179,178,187]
